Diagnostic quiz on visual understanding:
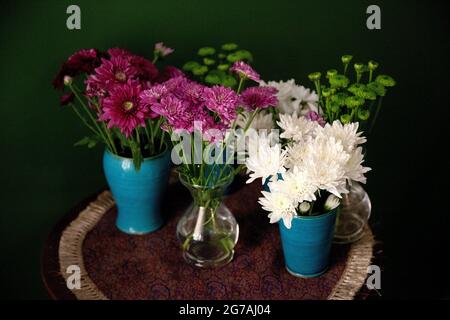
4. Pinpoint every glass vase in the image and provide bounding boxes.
[176,168,239,268]
[333,182,372,244]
